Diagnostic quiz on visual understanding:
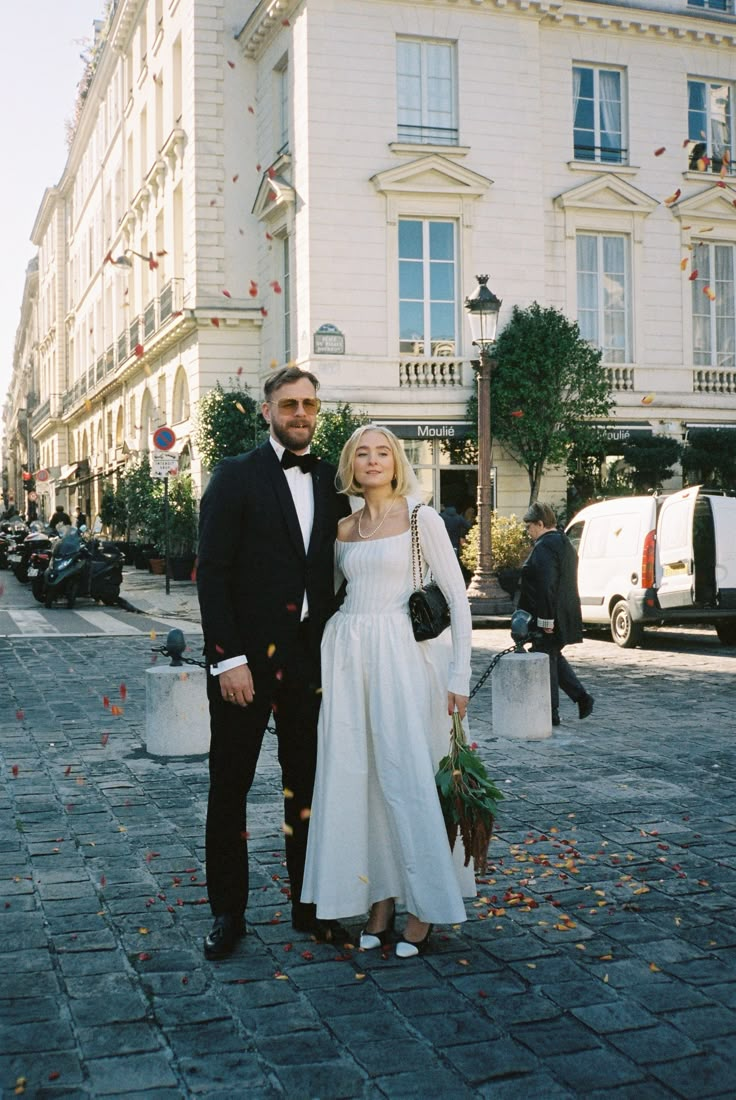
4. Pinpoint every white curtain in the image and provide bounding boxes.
[598,70,621,155]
